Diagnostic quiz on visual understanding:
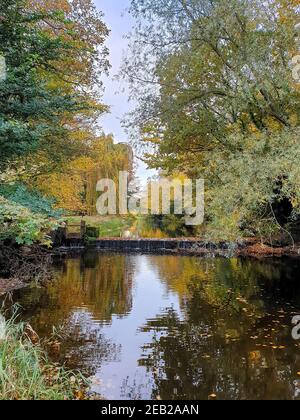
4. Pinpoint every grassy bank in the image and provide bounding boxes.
[0,313,86,400]
[67,215,136,238]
